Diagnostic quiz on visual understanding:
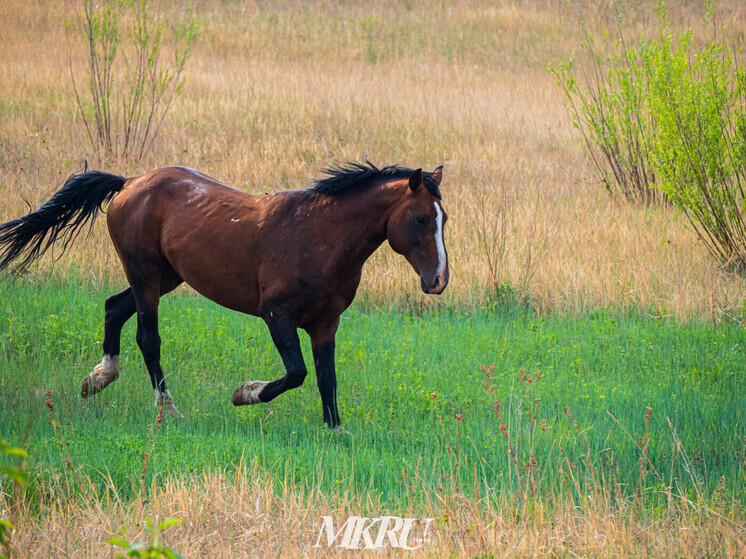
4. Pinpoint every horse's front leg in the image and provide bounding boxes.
[232,312,308,406]
[308,320,342,430]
